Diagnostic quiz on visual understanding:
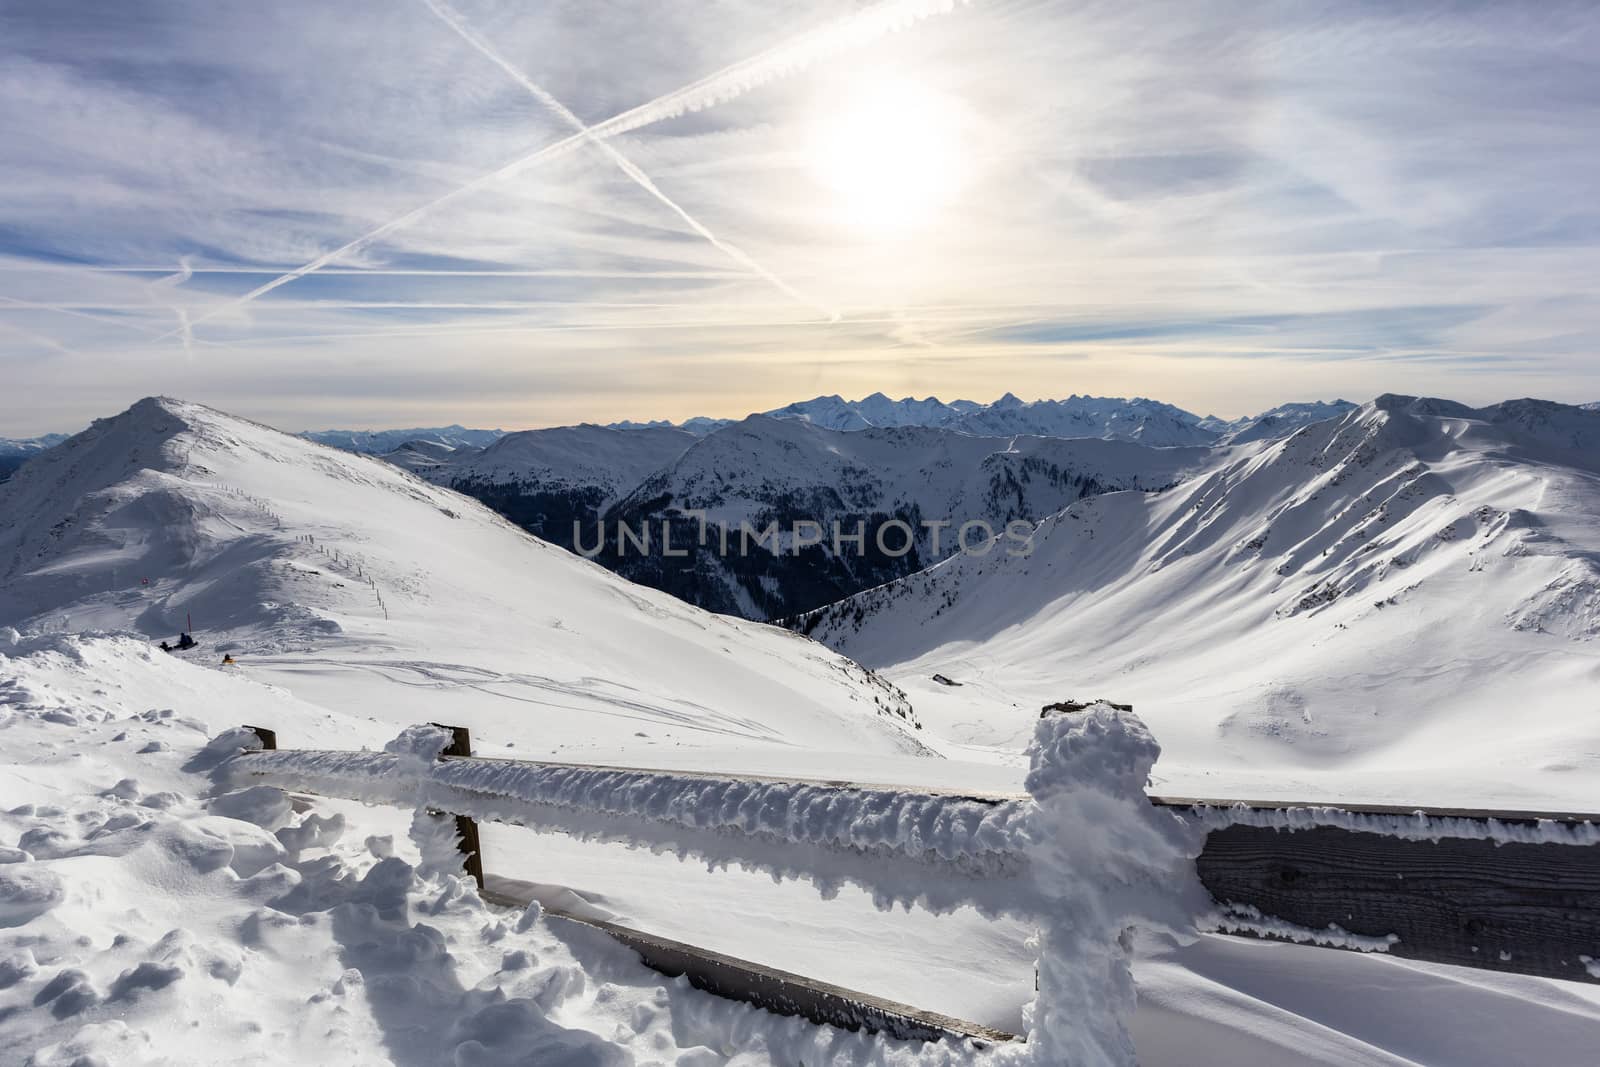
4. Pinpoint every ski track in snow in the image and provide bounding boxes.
[250,655,790,744]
